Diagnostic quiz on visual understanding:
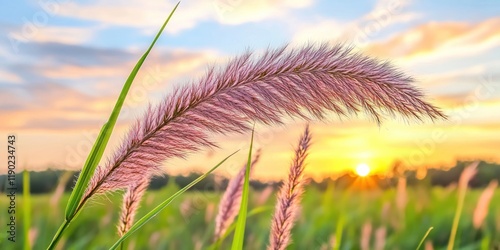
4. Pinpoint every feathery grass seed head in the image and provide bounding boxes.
[268,125,311,250]
[83,43,445,202]
[117,178,150,236]
[214,149,262,241]
[473,180,498,229]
